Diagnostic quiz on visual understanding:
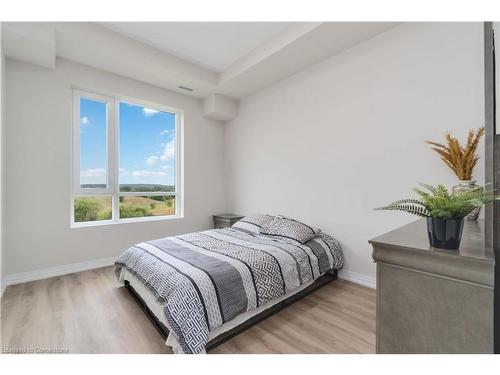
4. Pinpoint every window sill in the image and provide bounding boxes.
[71,214,184,228]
